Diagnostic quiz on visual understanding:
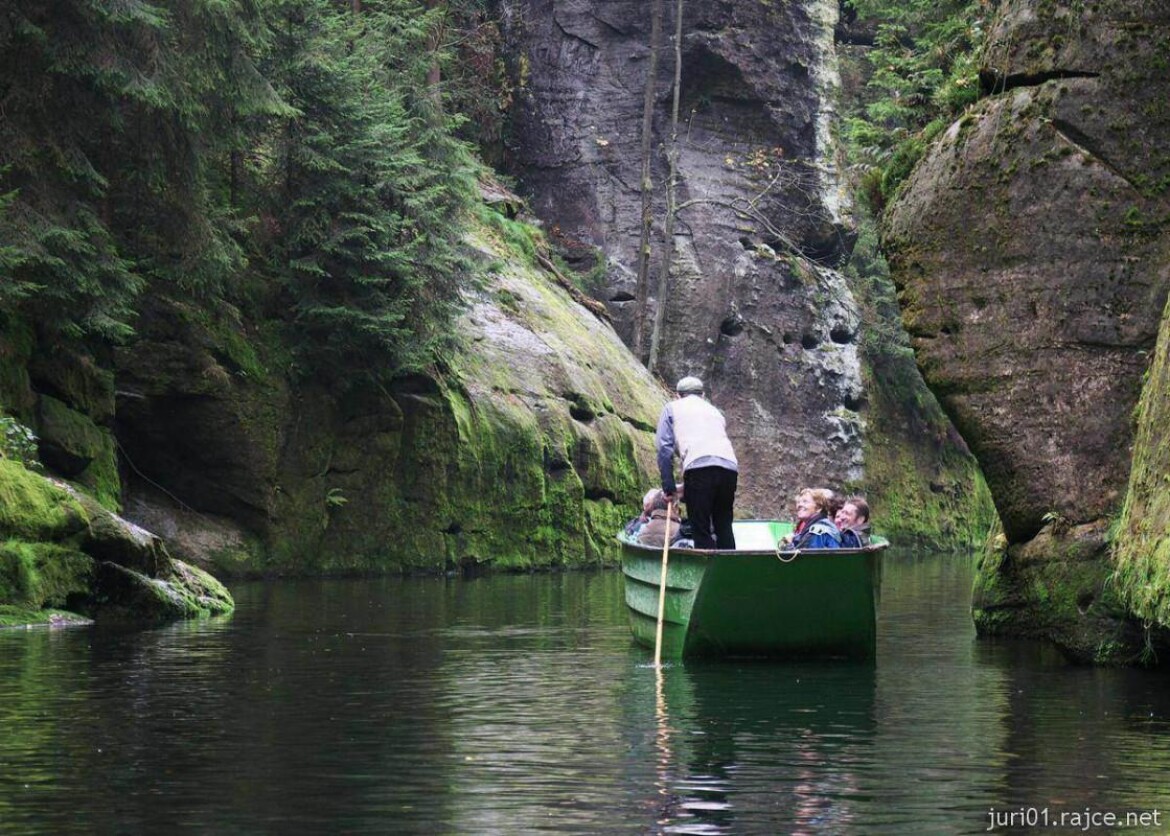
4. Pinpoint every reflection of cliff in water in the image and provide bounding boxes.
[650,661,876,835]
